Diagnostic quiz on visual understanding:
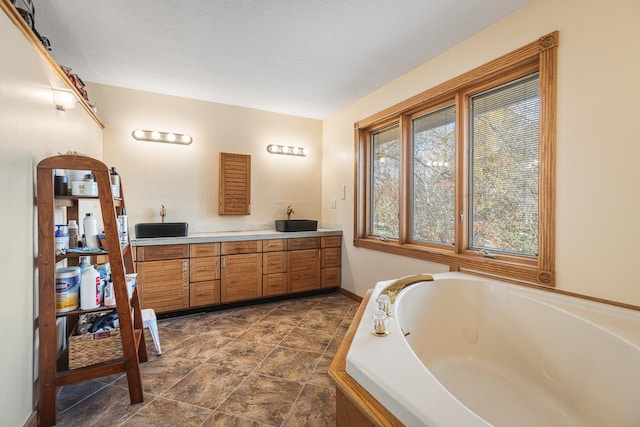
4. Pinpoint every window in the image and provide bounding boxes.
[355,33,558,285]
